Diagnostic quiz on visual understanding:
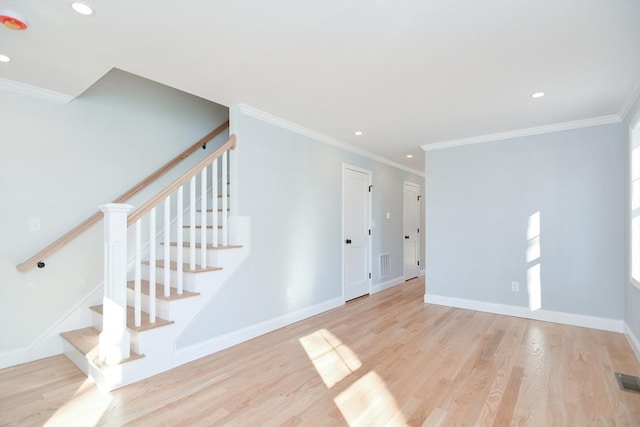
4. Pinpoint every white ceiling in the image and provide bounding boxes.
[1,1,639,173]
